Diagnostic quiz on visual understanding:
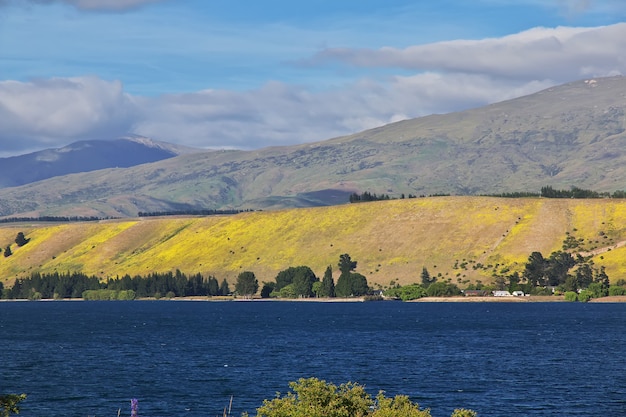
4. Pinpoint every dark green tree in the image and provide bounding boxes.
[235,271,258,297]
[420,267,435,288]
[291,266,317,297]
[336,254,368,297]
[219,278,231,296]
[575,263,594,289]
[523,251,546,286]
[275,266,317,296]
[320,265,335,297]
[14,232,29,247]
[335,273,369,297]
[349,273,369,296]
[207,276,219,296]
[274,267,299,291]
[335,273,352,297]
[260,282,275,298]
[338,253,357,275]
[545,251,575,286]
[595,266,610,288]
[3,245,12,258]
